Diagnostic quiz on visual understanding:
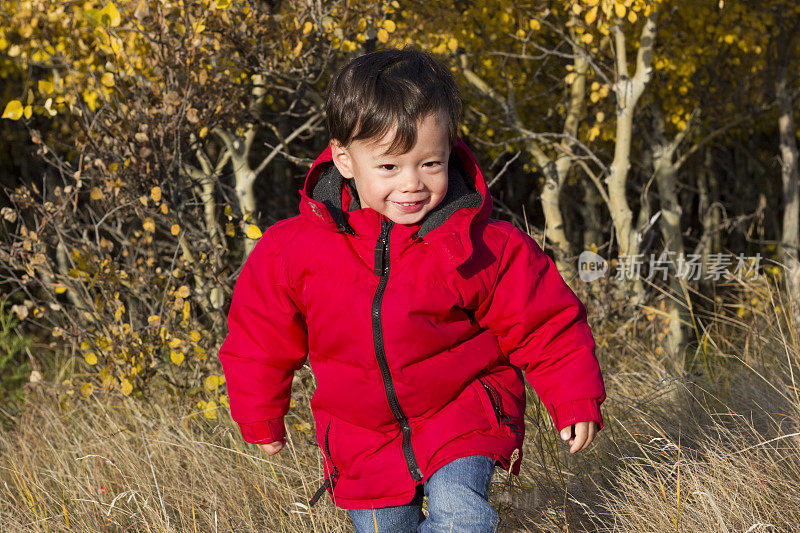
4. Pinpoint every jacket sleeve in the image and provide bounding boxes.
[218,227,308,444]
[474,226,606,431]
